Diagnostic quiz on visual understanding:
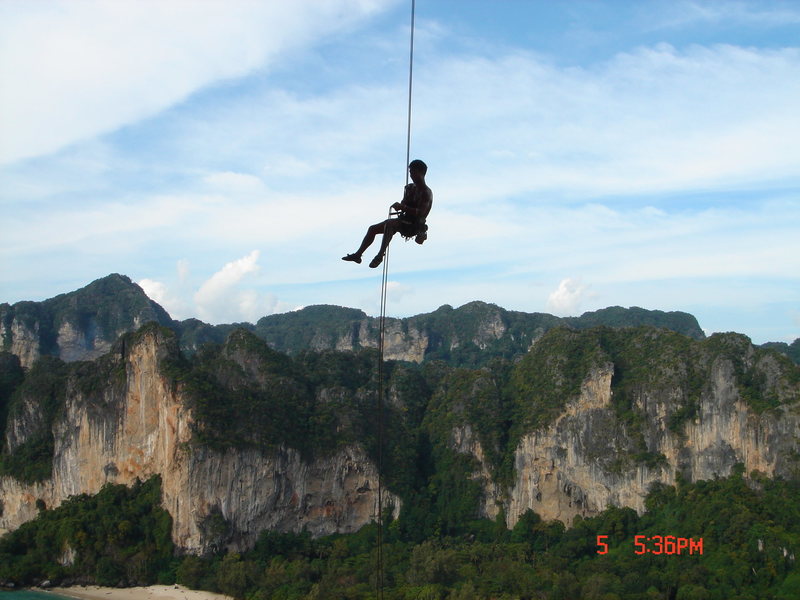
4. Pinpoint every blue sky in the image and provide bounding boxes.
[1,0,798,344]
